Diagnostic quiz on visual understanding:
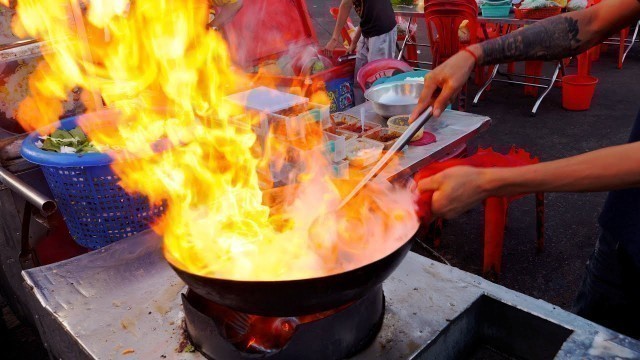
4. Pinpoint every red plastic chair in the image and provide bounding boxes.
[424,1,478,67]
[330,7,356,47]
[356,58,413,91]
[423,0,478,110]
[586,0,633,69]
[415,147,543,278]
[396,15,419,63]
